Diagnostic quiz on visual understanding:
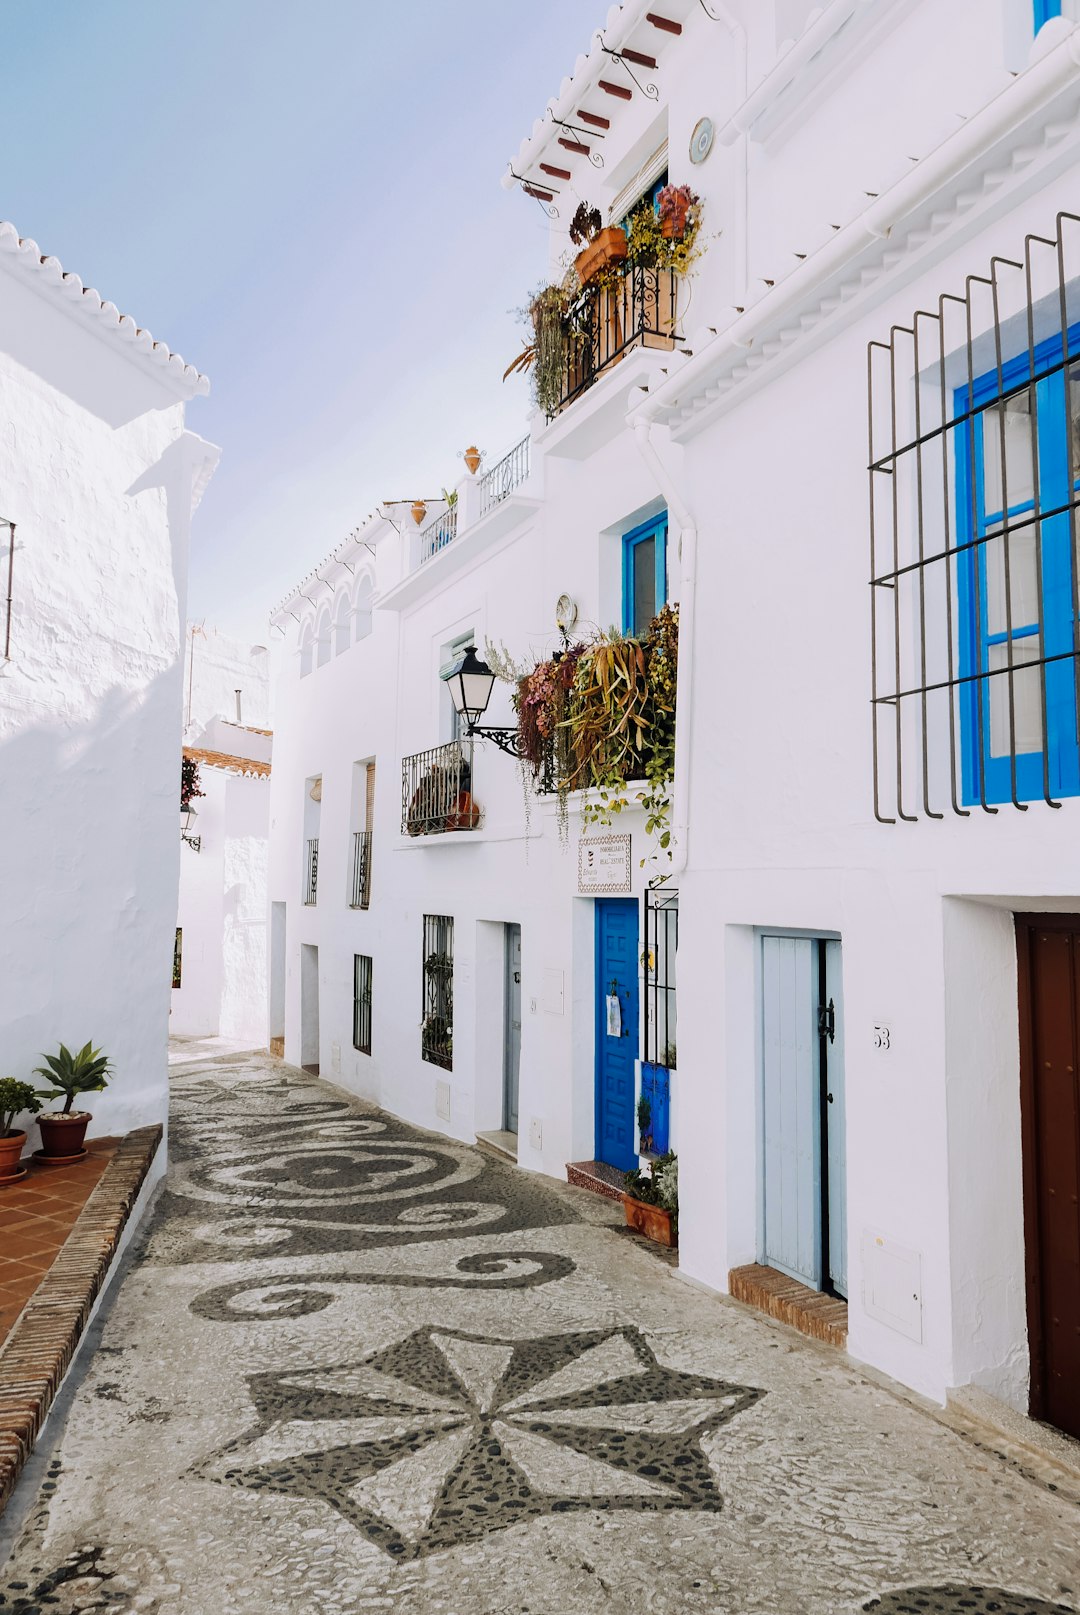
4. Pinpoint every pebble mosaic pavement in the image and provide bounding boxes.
[1,1046,1078,1614]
